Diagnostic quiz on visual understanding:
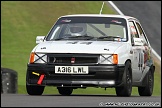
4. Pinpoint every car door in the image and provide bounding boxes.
[128,21,143,82]
[135,21,151,75]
